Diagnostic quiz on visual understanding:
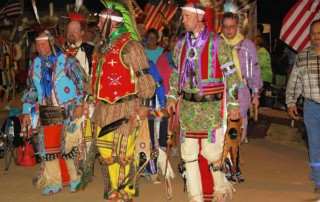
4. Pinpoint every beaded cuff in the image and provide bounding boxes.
[221,61,236,76]
[140,98,150,107]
